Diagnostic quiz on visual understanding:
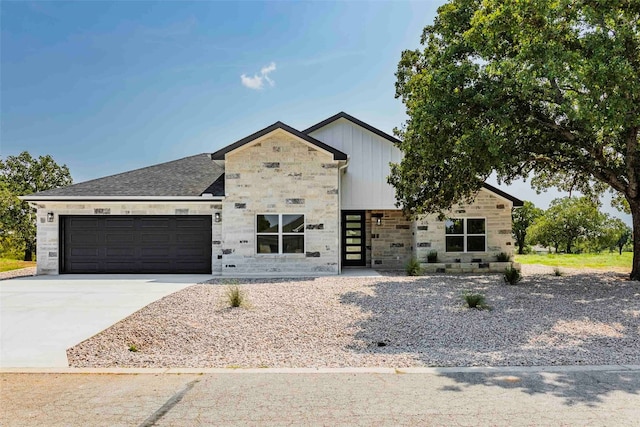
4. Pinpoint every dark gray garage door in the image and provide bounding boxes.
[61,215,212,274]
